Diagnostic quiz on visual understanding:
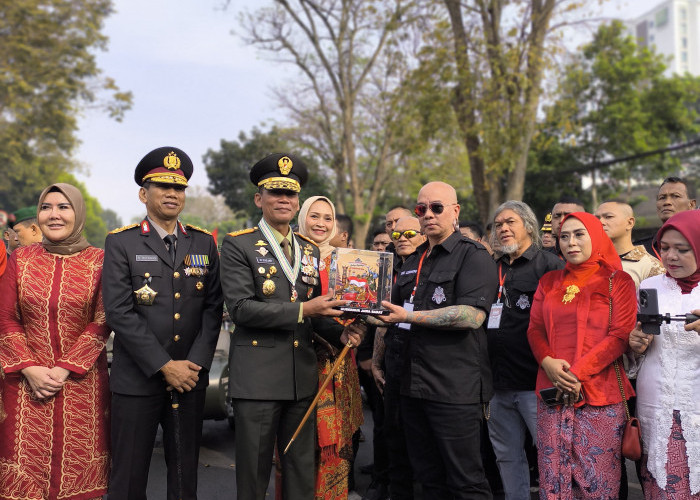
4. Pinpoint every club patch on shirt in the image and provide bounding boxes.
[136,255,159,262]
[516,294,531,310]
[432,286,446,304]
